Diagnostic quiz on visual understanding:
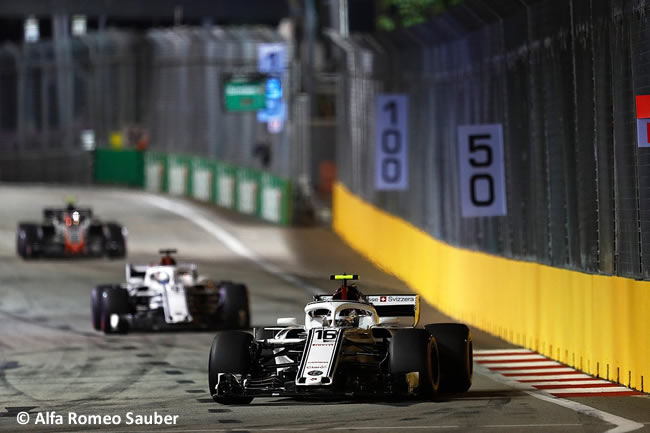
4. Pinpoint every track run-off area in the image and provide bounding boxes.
[0,185,648,433]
